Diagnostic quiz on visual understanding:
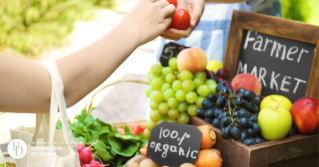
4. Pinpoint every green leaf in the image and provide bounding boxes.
[93,140,110,151]
[124,125,134,136]
[85,132,99,145]
[96,149,114,162]
[113,132,142,143]
[98,126,111,136]
[83,116,95,127]
[56,120,62,129]
[116,156,131,167]
[75,106,88,122]
[112,124,118,133]
[107,134,140,157]
[74,136,86,143]
[97,119,112,129]
[110,148,117,156]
